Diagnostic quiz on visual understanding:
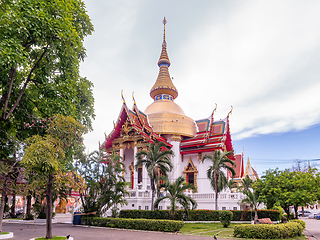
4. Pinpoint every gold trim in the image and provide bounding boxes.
[183,158,198,192]
[171,135,181,142]
[197,152,202,164]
